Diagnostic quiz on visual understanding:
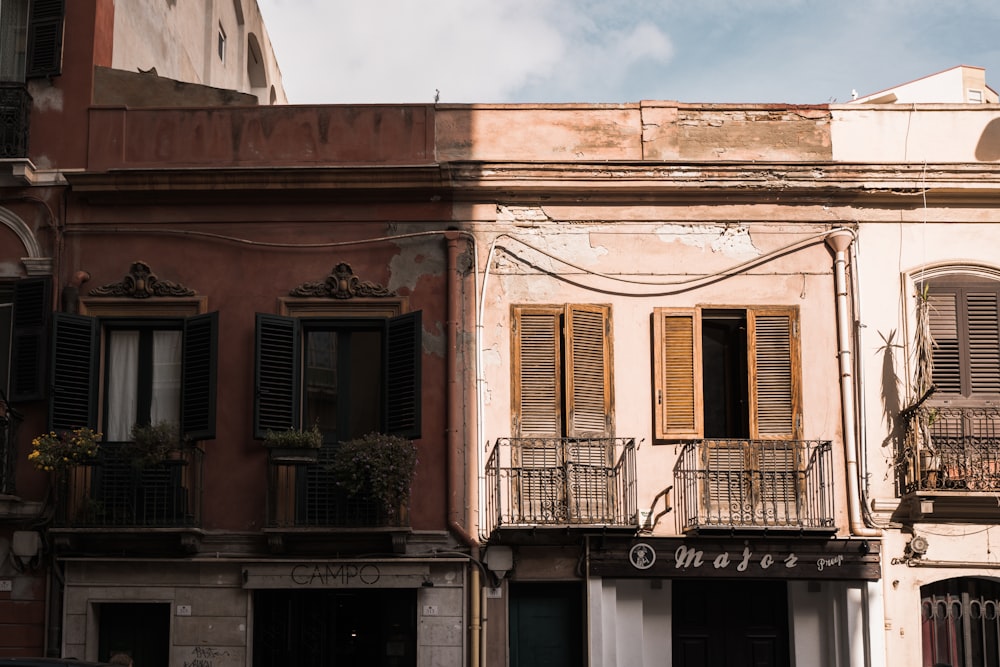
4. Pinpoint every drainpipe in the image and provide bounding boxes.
[826,229,880,538]
[445,232,483,667]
